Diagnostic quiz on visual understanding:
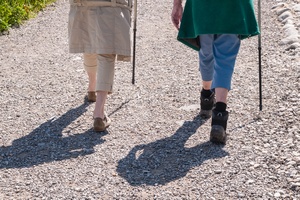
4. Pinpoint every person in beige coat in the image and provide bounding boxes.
[68,0,132,131]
